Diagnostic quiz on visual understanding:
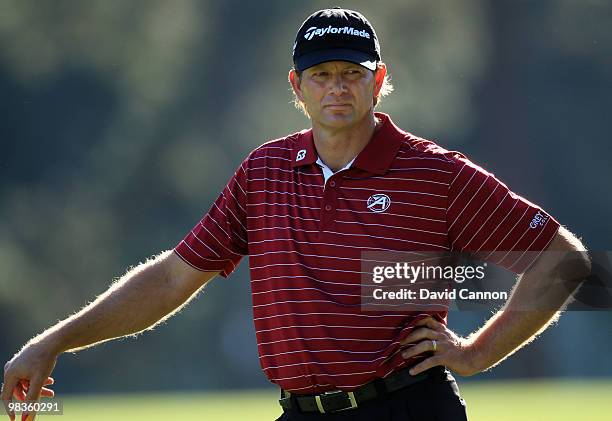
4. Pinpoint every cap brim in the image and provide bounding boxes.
[294,48,377,72]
